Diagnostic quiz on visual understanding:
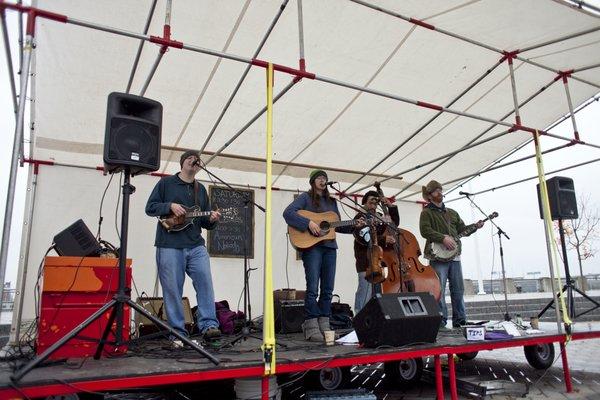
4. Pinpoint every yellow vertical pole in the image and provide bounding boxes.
[533,131,572,337]
[262,63,276,376]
